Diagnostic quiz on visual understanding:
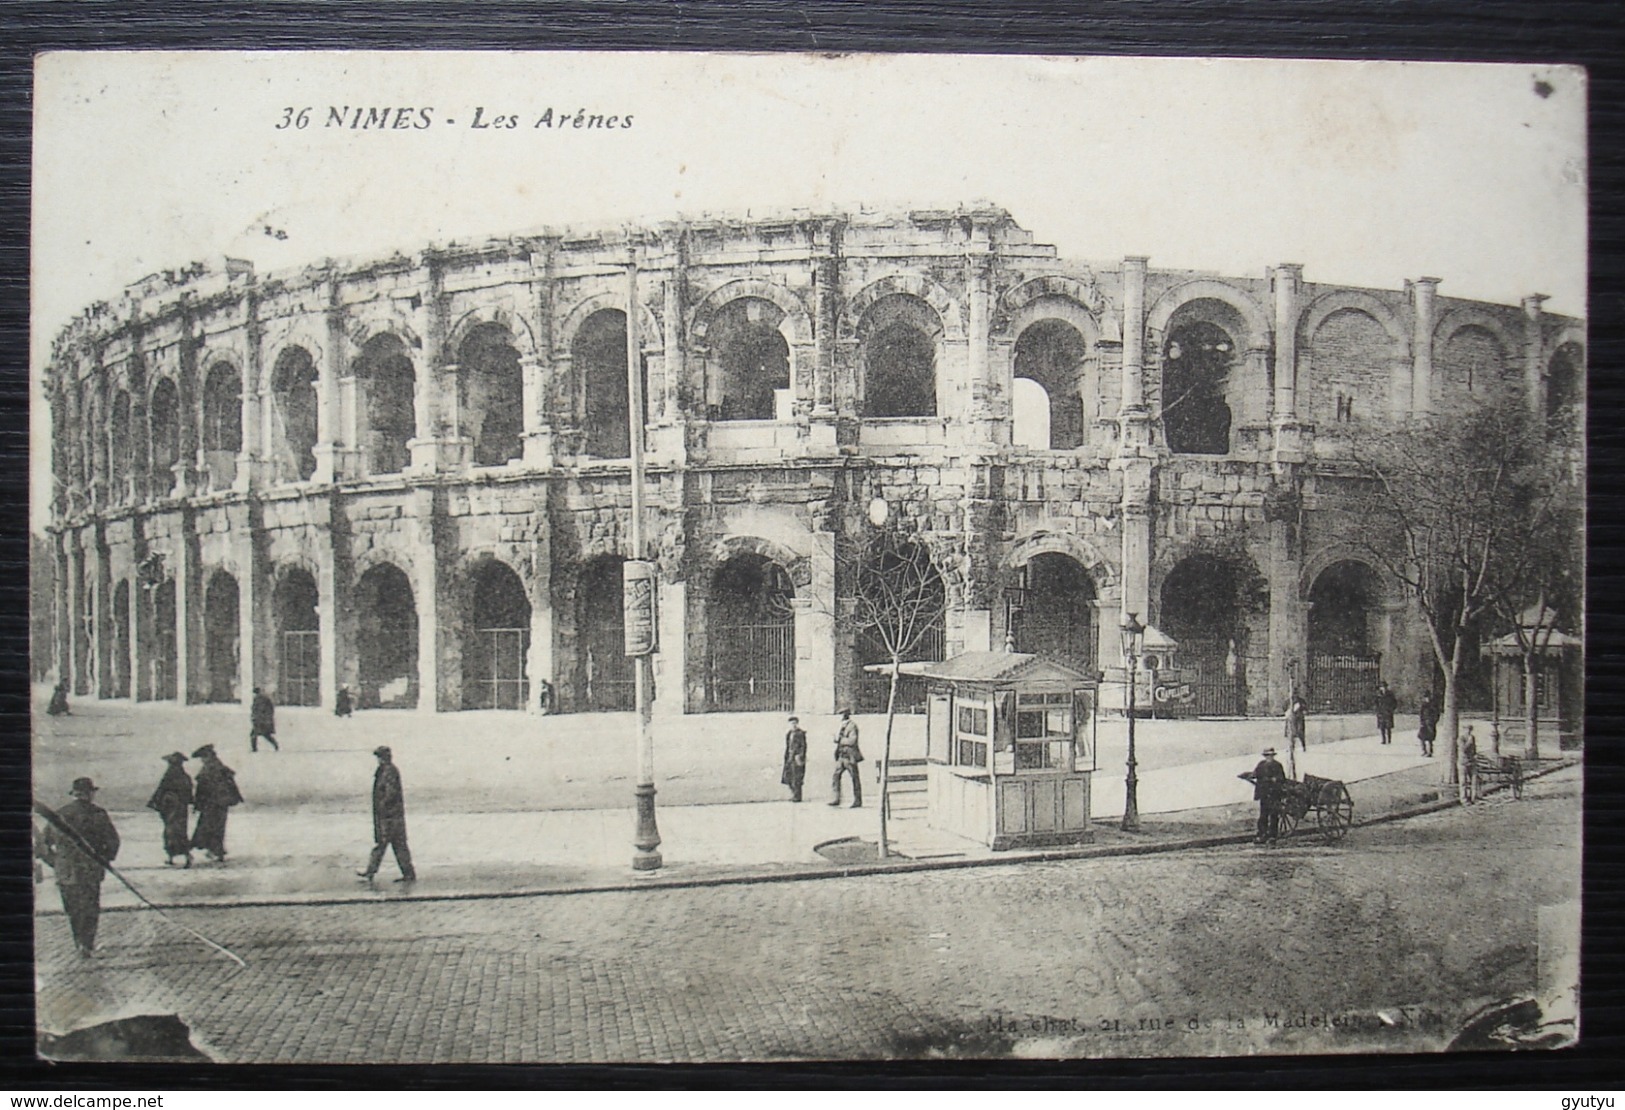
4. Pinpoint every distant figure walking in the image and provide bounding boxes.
[828,710,864,809]
[39,777,120,957]
[250,688,279,752]
[1284,693,1308,753]
[359,746,415,883]
[1418,692,1439,758]
[1240,748,1287,844]
[537,677,556,715]
[1460,725,1479,803]
[46,682,71,717]
[334,685,354,718]
[191,745,243,862]
[781,716,807,802]
[1375,681,1397,745]
[147,752,194,868]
